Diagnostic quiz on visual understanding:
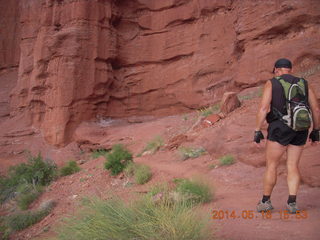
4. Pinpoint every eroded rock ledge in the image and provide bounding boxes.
[0,0,319,146]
